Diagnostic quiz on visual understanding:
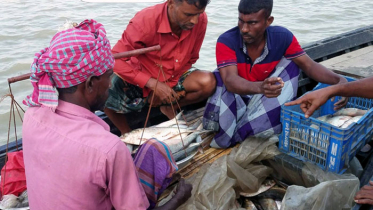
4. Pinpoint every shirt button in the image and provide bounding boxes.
[175,59,178,62]
[172,75,174,78]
